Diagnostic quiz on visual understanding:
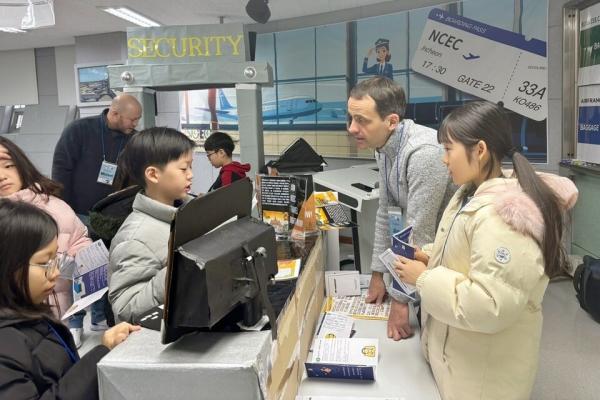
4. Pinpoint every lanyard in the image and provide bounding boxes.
[100,116,125,163]
[46,321,79,364]
[382,121,406,205]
